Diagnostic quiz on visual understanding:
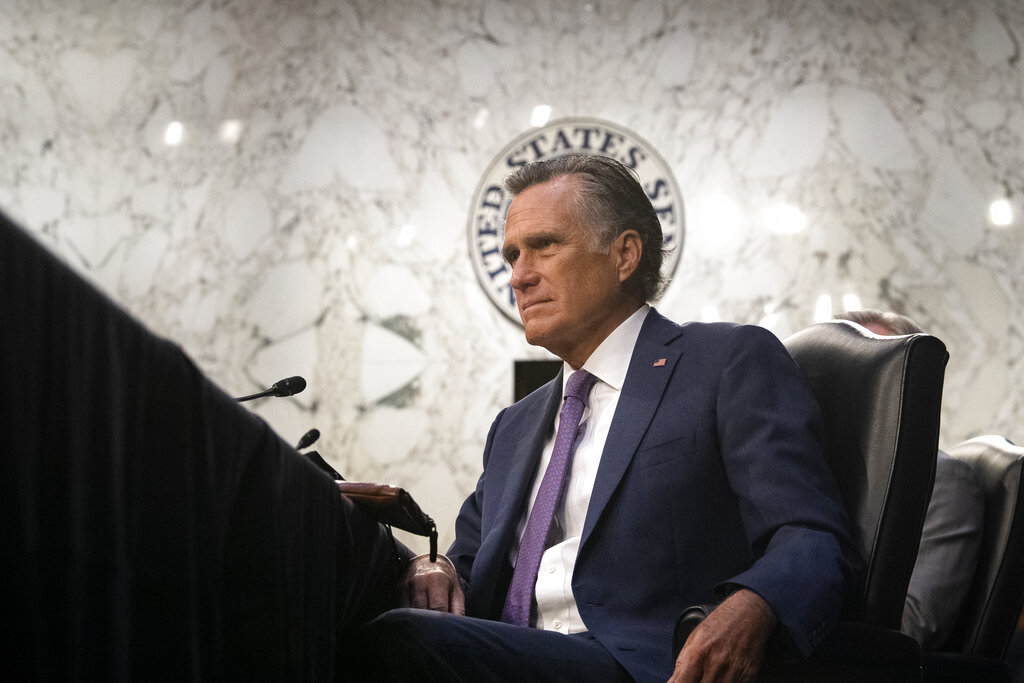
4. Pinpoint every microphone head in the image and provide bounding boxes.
[271,375,306,397]
[296,428,320,450]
